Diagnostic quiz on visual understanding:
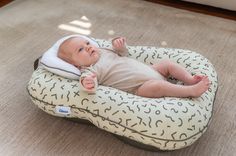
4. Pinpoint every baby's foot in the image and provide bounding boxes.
[190,76,210,97]
[186,75,204,85]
